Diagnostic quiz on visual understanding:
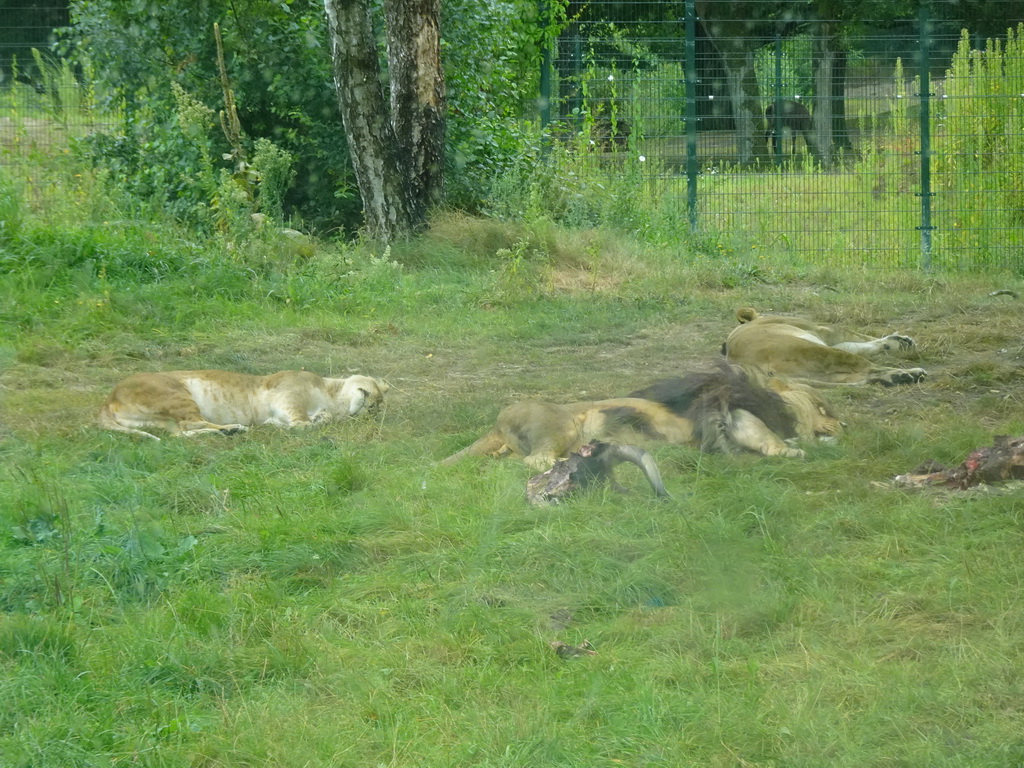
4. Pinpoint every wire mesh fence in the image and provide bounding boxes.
[0,4,82,169]
[543,0,1024,271]
[1,3,1023,272]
